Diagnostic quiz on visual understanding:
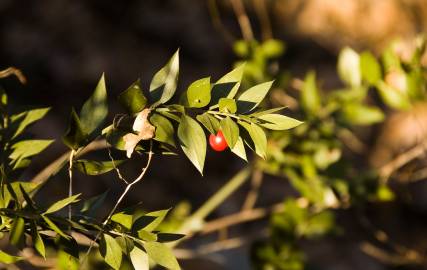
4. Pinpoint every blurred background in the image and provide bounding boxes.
[2,0,427,269]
